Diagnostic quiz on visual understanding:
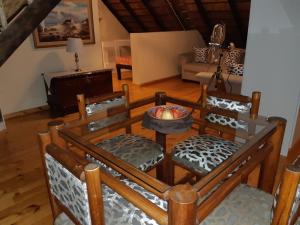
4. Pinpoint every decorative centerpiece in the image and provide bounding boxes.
[148,105,189,120]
